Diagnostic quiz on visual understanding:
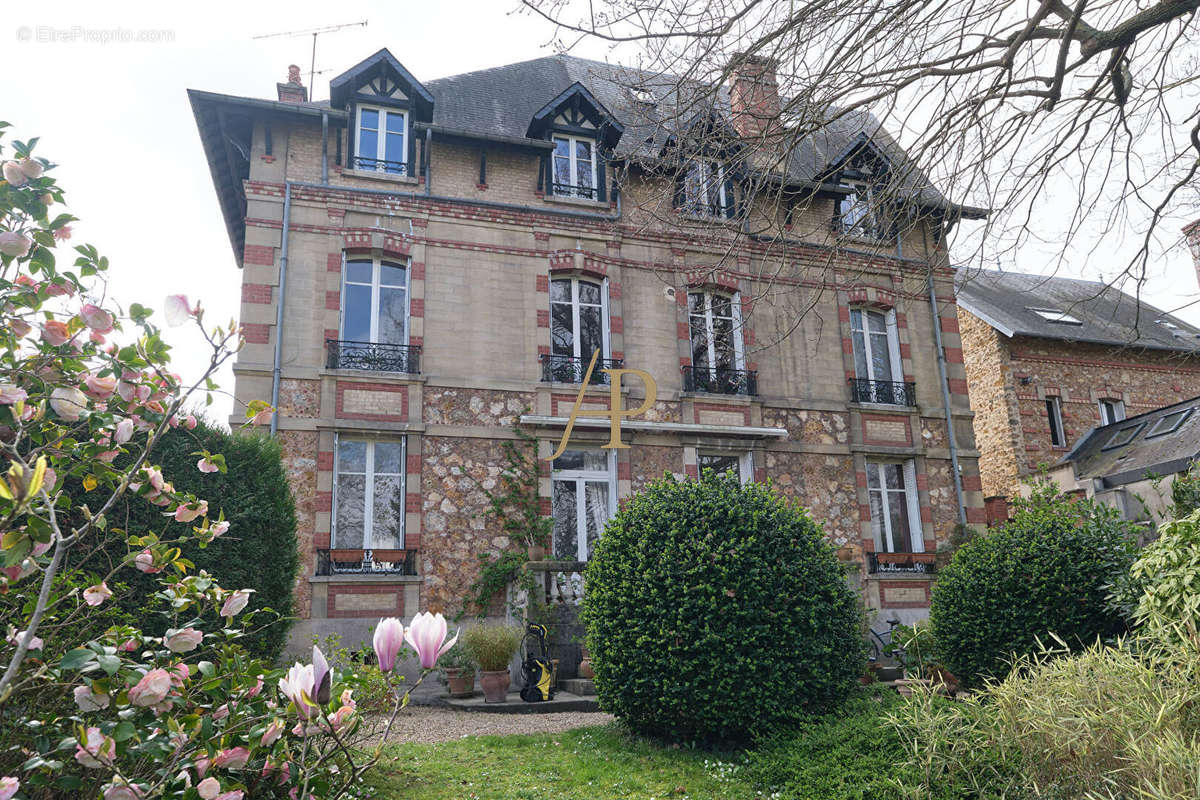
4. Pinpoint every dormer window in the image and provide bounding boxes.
[552,135,597,199]
[679,159,730,218]
[838,182,884,238]
[355,105,408,175]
